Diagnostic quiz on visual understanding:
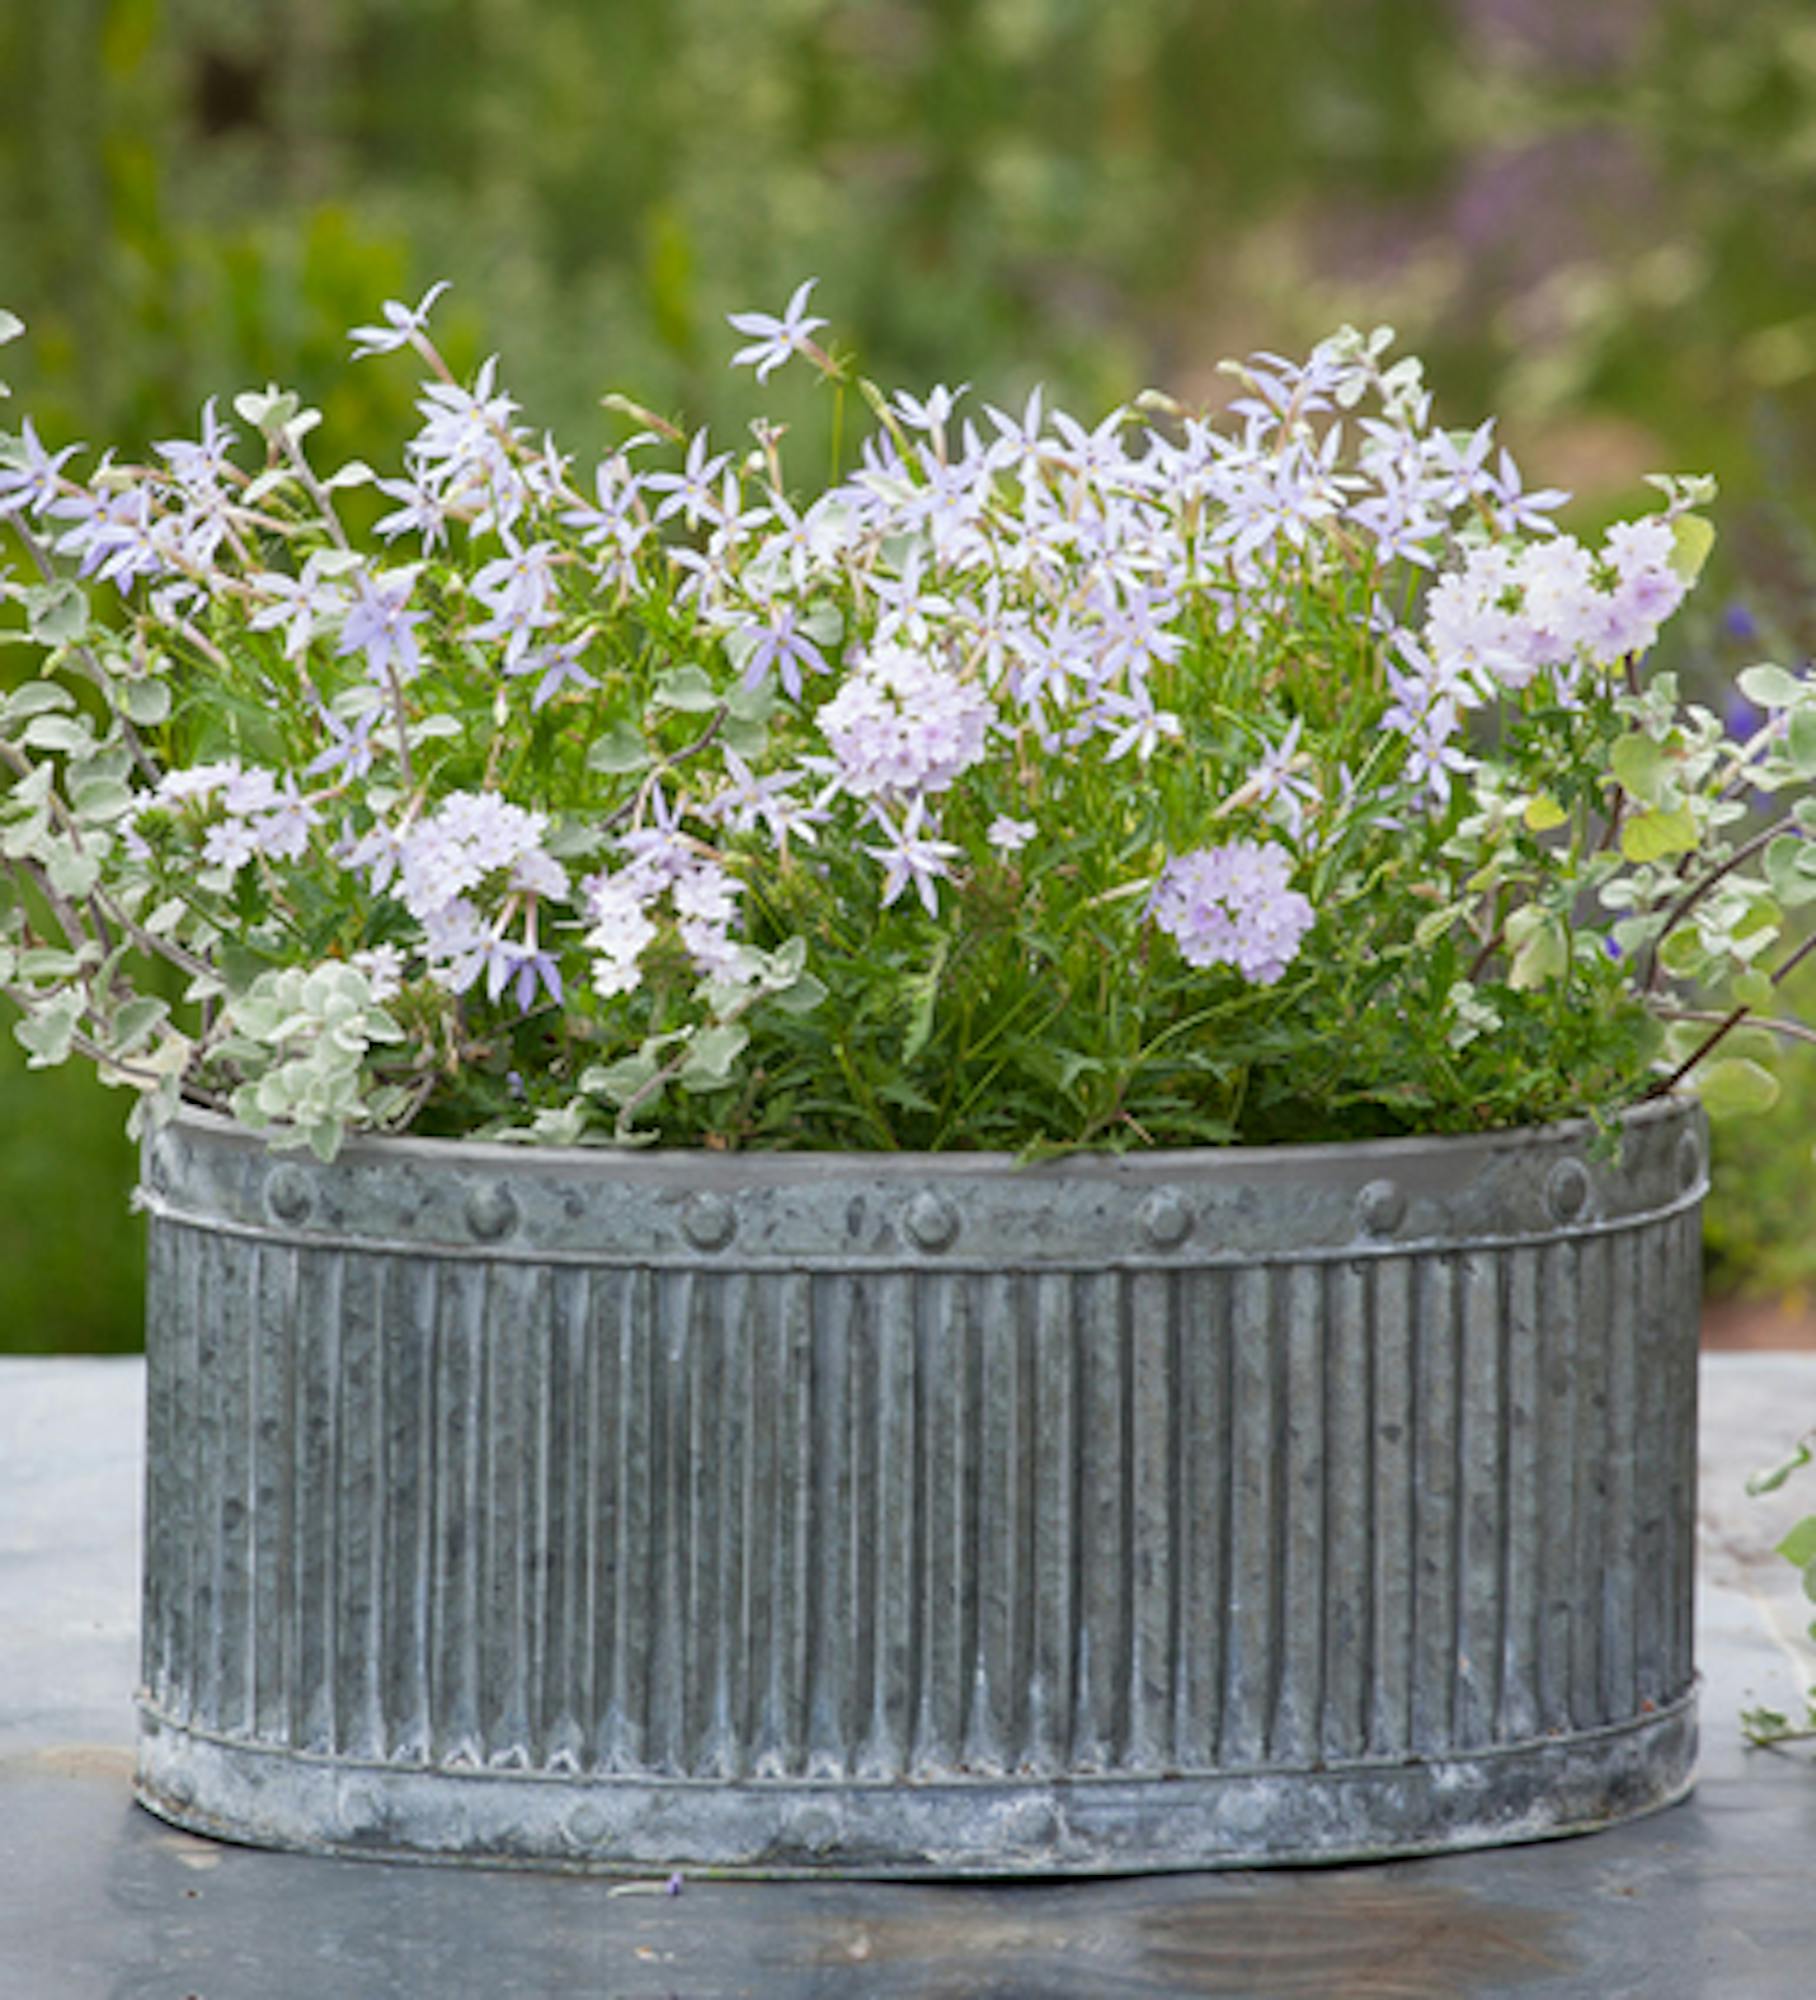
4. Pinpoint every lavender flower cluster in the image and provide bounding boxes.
[1152,843,1316,986]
